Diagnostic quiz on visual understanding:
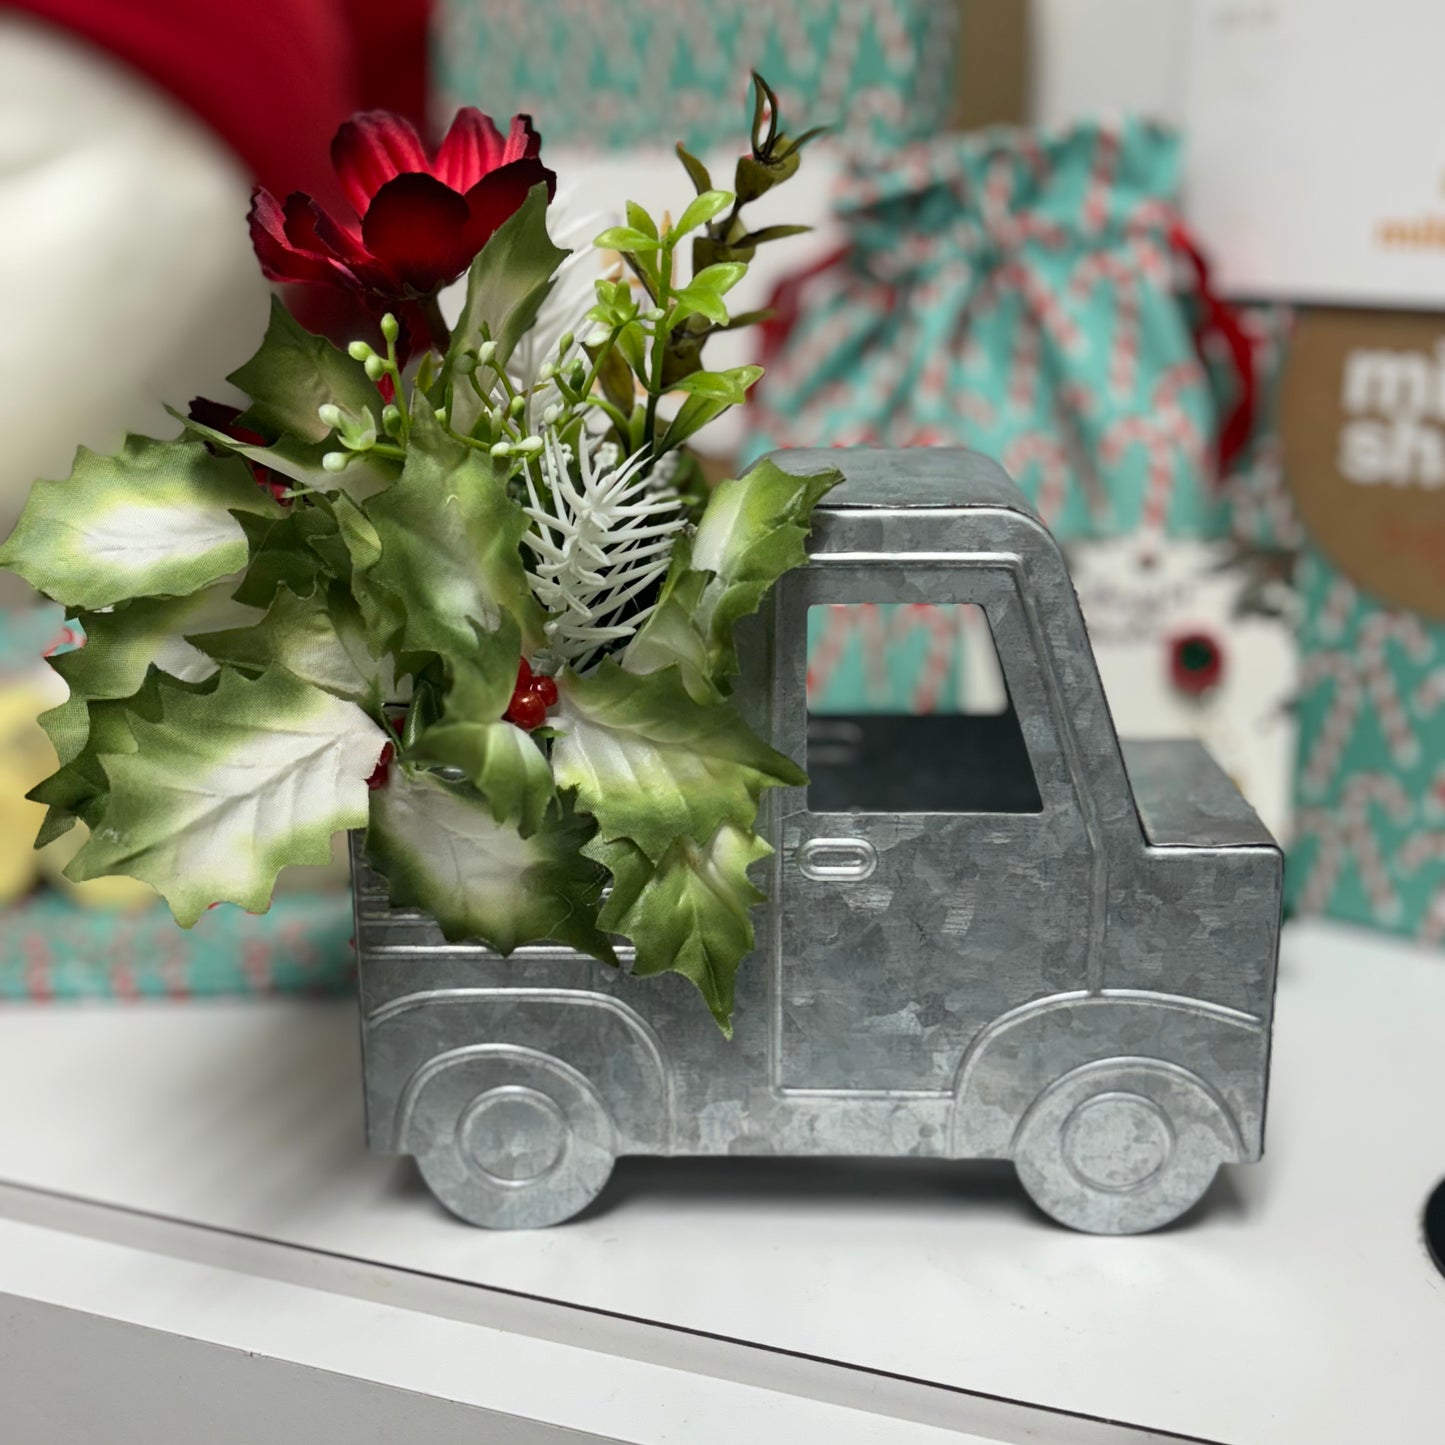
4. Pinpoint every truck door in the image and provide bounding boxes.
[770,560,1098,1092]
